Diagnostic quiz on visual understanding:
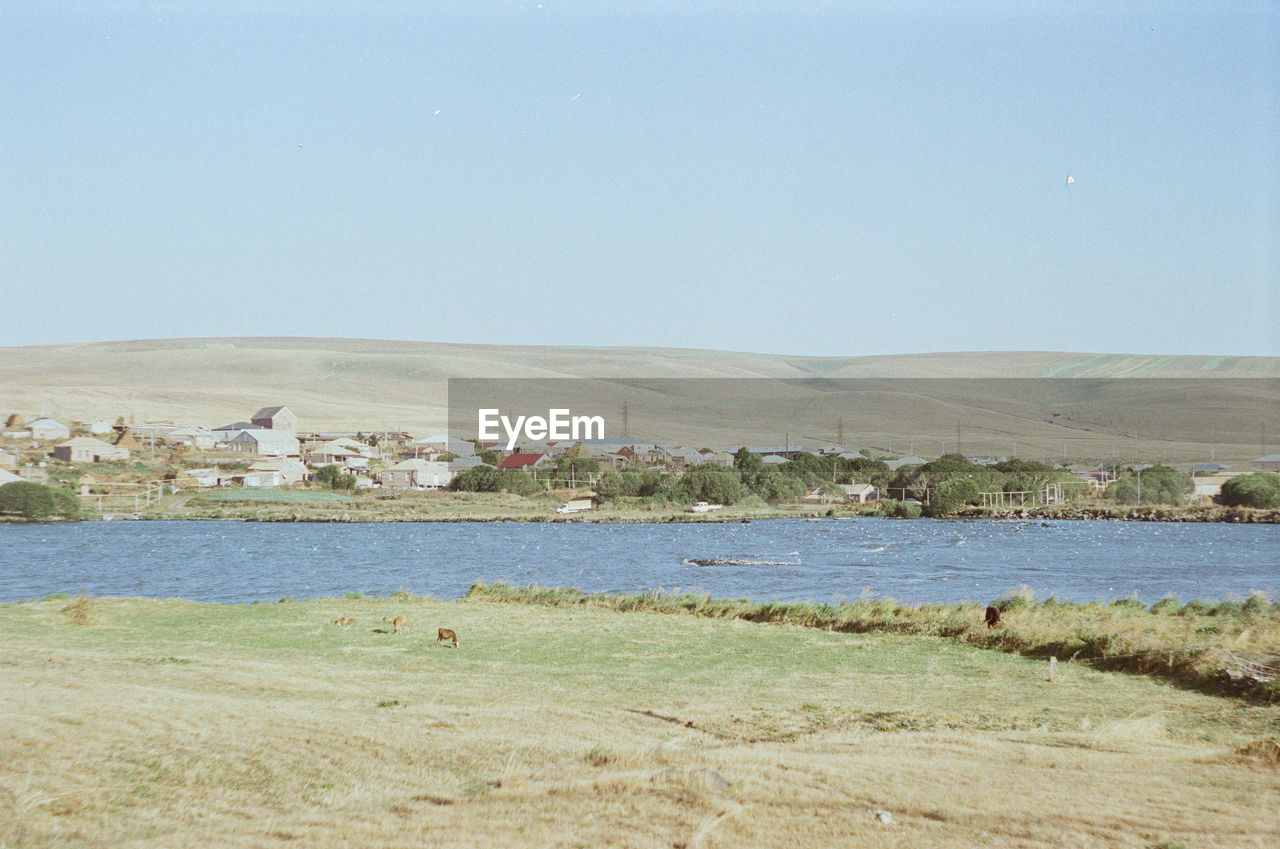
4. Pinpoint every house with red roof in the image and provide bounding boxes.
[498,453,550,472]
